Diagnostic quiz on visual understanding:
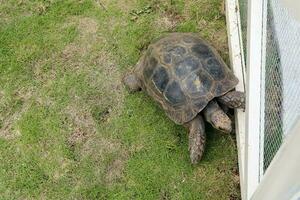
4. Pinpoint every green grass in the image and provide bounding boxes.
[0,0,240,199]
